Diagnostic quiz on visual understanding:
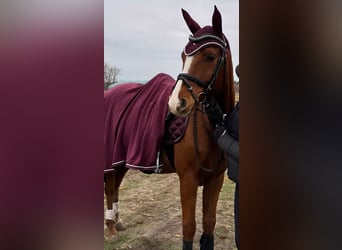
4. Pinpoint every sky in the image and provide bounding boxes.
[104,0,239,82]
